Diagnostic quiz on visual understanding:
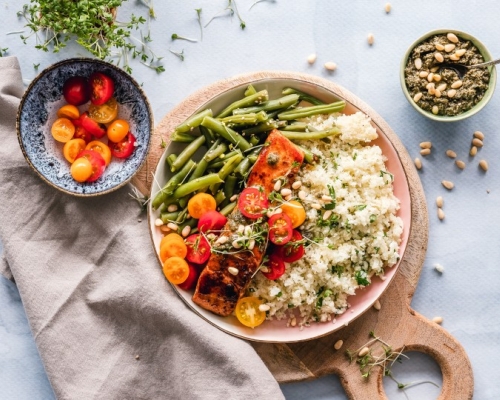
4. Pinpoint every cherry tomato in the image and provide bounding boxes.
[80,112,106,138]
[89,72,115,105]
[274,230,305,263]
[75,150,106,182]
[197,210,227,233]
[177,263,200,290]
[62,76,90,106]
[268,213,293,245]
[235,297,266,328]
[185,234,211,265]
[63,138,87,163]
[160,236,188,263]
[85,140,112,166]
[88,97,118,124]
[70,157,93,183]
[108,132,136,159]
[280,200,307,228]
[237,187,268,219]
[57,104,80,120]
[73,125,93,143]
[162,256,190,285]
[51,117,75,143]
[107,119,130,143]
[187,193,217,220]
[261,254,286,280]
